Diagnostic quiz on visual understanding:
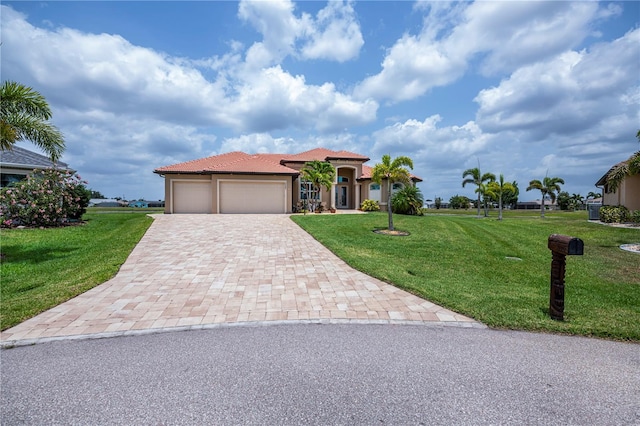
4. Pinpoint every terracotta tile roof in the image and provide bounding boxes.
[154,151,298,175]
[154,148,421,181]
[281,148,369,163]
[359,164,423,182]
